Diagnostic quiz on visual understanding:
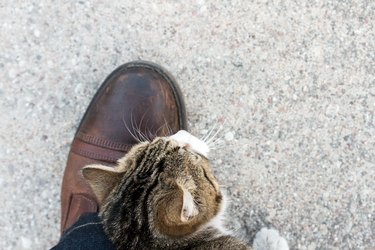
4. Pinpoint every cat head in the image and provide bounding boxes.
[82,130,224,238]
